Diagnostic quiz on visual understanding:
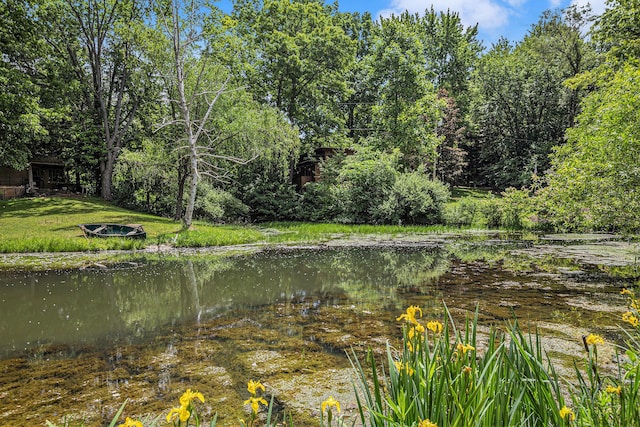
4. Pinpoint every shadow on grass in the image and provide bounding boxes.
[0,197,115,218]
